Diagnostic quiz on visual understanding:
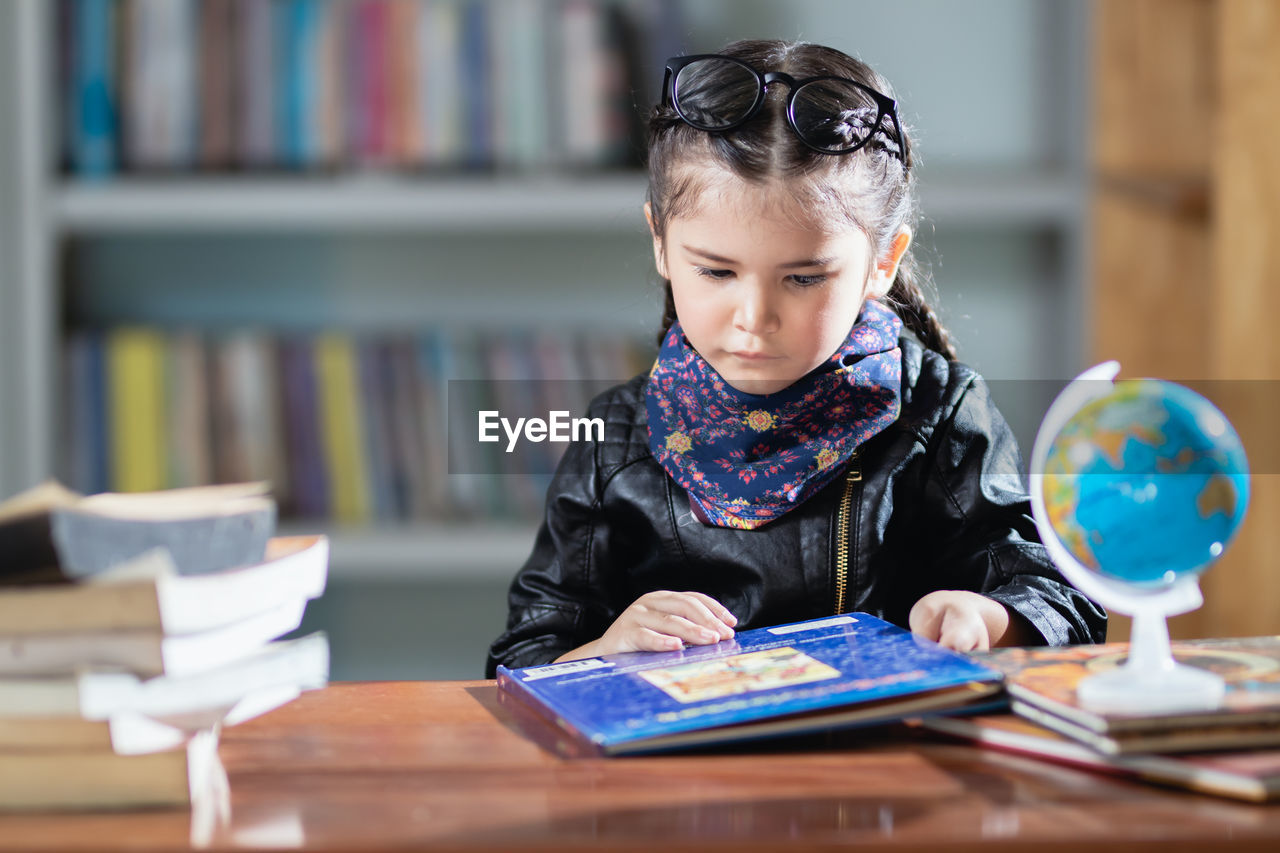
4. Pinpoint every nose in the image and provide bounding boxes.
[733,280,779,336]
